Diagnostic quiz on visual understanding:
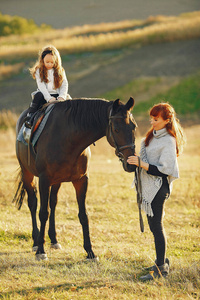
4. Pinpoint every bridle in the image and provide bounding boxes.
[108,107,135,162]
[135,157,144,232]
